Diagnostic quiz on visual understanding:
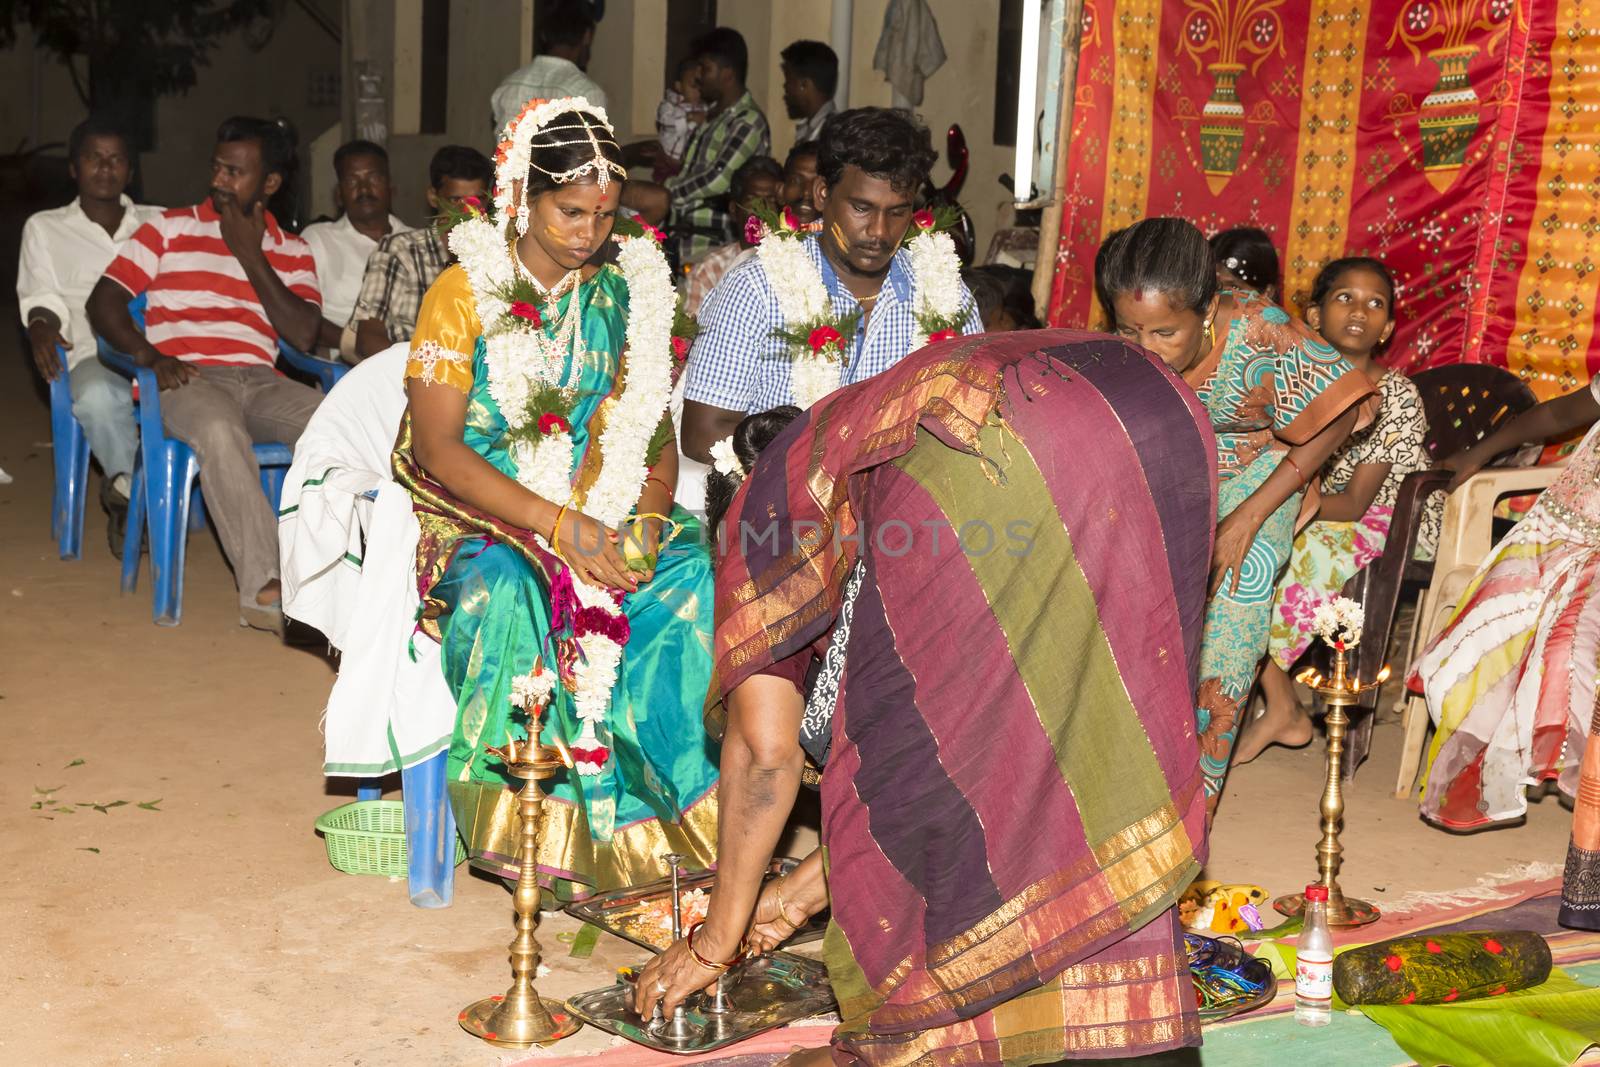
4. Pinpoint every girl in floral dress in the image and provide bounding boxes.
[1237,258,1439,763]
